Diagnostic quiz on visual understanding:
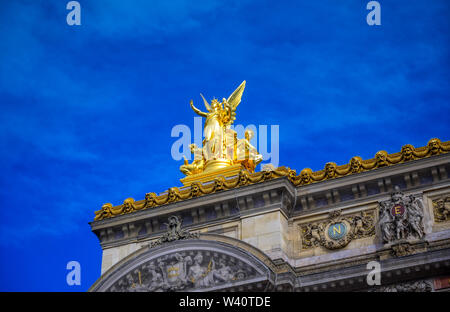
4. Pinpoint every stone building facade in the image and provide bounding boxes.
[89,138,450,292]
